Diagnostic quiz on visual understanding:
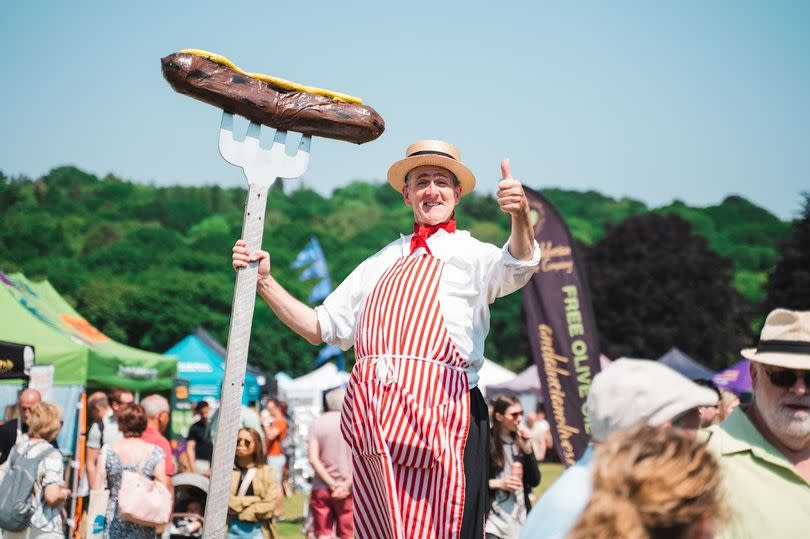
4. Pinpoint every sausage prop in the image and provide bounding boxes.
[161,49,385,144]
